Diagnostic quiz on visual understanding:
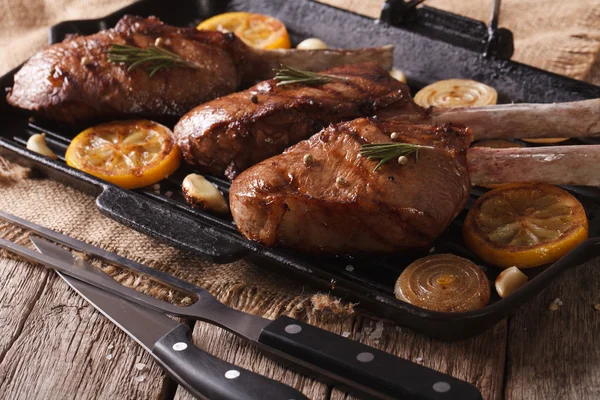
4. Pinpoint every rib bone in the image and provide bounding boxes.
[249,45,394,80]
[431,99,600,140]
[468,145,600,186]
